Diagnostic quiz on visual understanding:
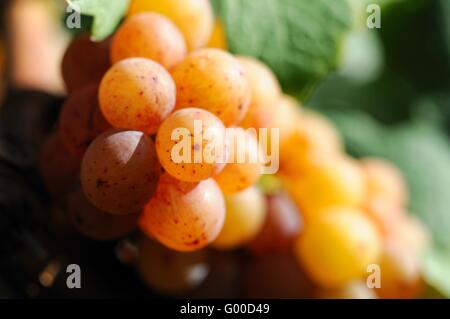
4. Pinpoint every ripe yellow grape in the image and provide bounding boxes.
[140,174,226,252]
[156,108,228,182]
[214,128,262,194]
[81,130,161,215]
[99,58,176,135]
[207,19,227,50]
[111,13,186,68]
[280,110,343,175]
[283,156,366,218]
[295,207,381,288]
[128,0,214,50]
[59,84,111,157]
[137,237,210,294]
[238,56,282,129]
[171,49,251,126]
[361,157,409,206]
[66,188,140,241]
[212,186,267,250]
